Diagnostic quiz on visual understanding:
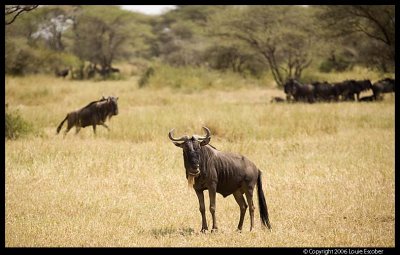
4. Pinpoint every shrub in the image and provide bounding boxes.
[5,106,34,139]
